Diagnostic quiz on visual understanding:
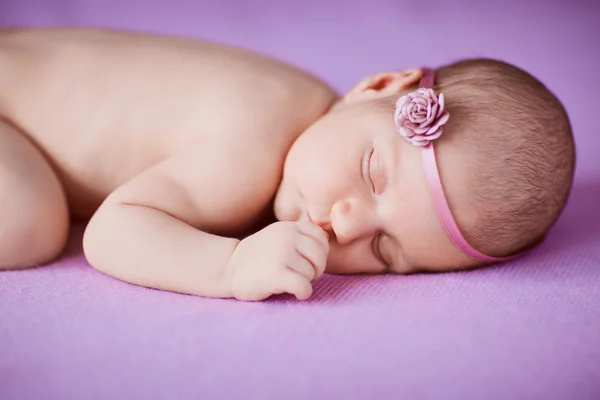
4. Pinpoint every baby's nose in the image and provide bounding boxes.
[330,199,375,245]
